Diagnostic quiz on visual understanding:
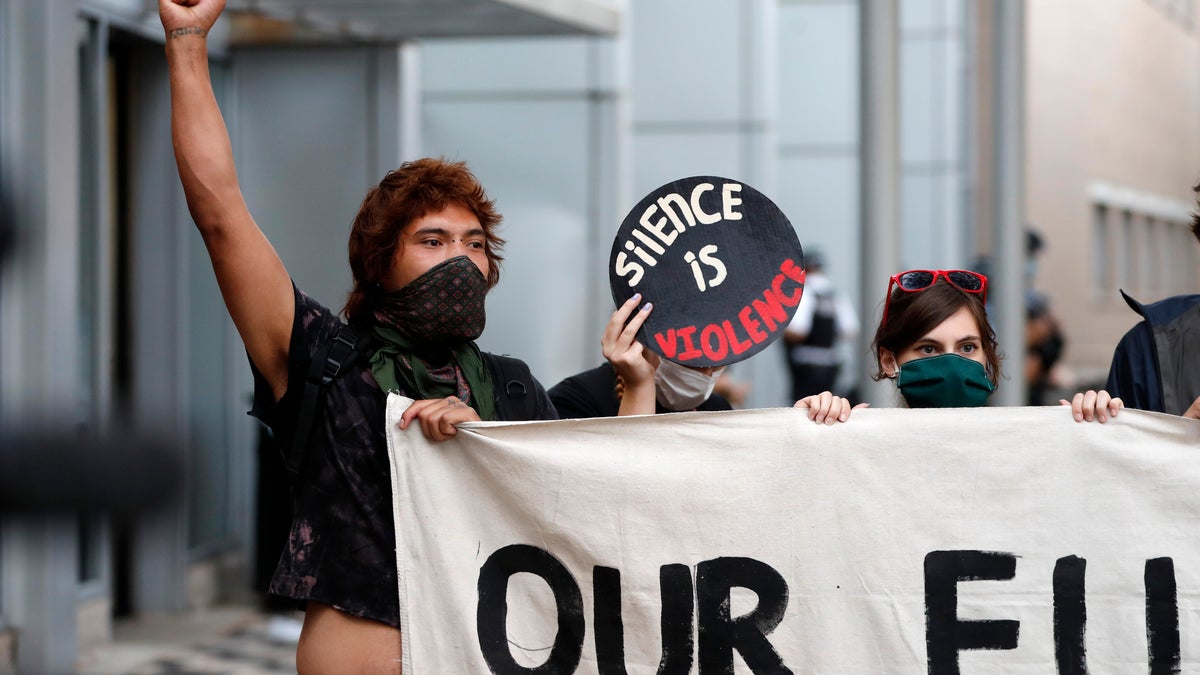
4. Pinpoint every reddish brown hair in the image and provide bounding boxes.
[870,280,1002,384]
[342,158,504,321]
